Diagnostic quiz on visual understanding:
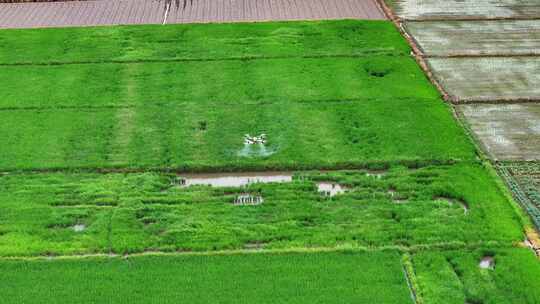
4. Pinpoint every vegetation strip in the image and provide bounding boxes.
[402,253,422,304]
